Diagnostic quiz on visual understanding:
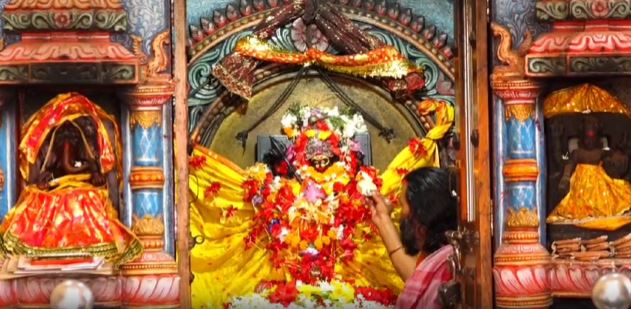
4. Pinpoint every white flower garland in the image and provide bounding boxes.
[281,106,368,139]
